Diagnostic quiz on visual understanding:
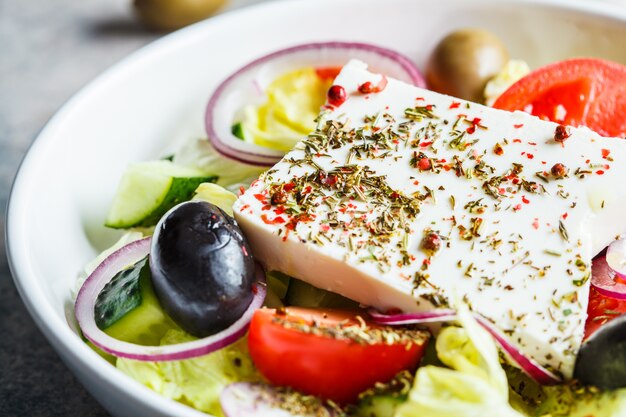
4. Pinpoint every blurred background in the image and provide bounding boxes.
[0,1,262,416]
